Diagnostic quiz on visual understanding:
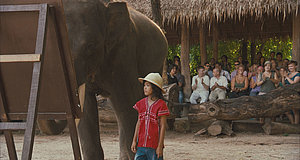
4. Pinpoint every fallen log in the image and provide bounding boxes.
[188,113,213,123]
[262,122,300,135]
[232,120,264,133]
[192,83,300,120]
[207,120,233,136]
